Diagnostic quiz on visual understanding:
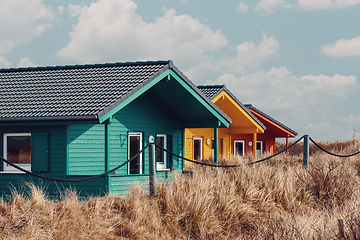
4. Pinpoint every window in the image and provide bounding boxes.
[193,137,203,160]
[3,133,31,172]
[128,132,143,174]
[156,134,168,170]
[234,140,245,156]
[256,141,263,157]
